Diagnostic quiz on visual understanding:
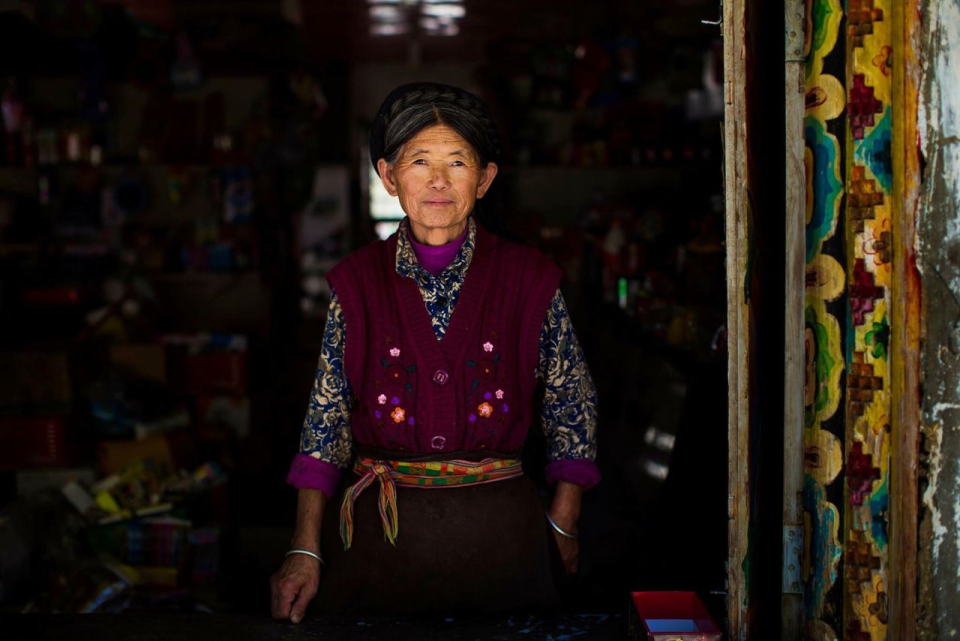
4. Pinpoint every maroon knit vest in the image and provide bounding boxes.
[326,223,562,455]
